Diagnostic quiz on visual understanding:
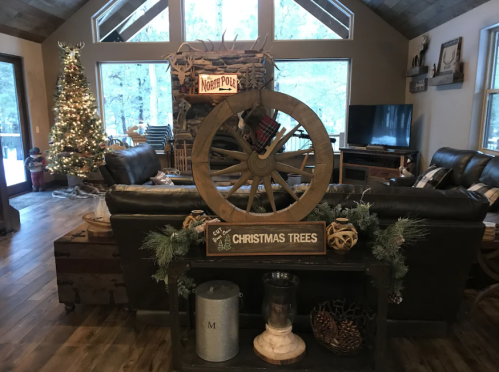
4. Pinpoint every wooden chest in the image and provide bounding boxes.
[54,223,128,310]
